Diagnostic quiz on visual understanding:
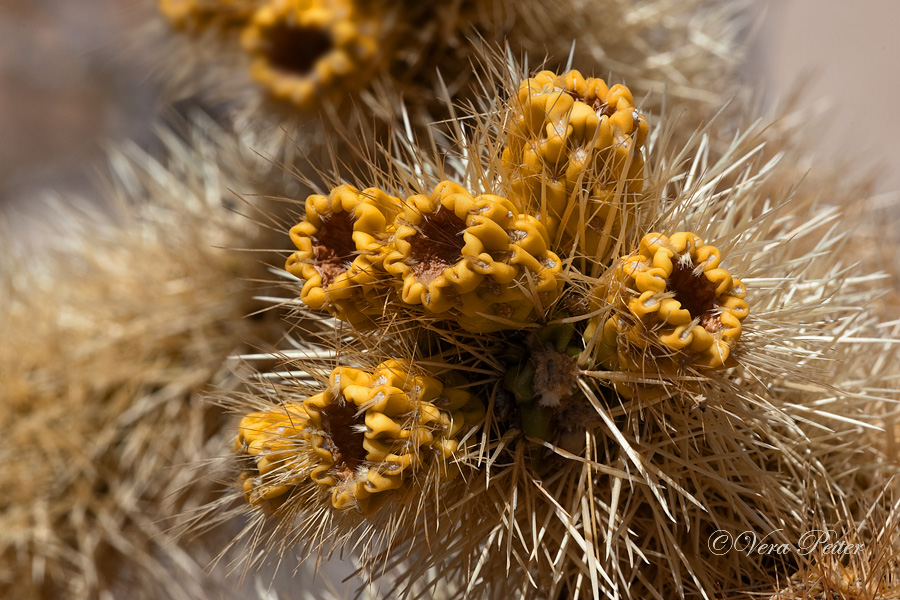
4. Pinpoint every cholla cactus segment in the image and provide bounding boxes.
[158,0,256,31]
[502,69,648,261]
[285,184,400,325]
[240,0,383,108]
[383,181,563,332]
[237,360,484,514]
[587,231,748,396]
